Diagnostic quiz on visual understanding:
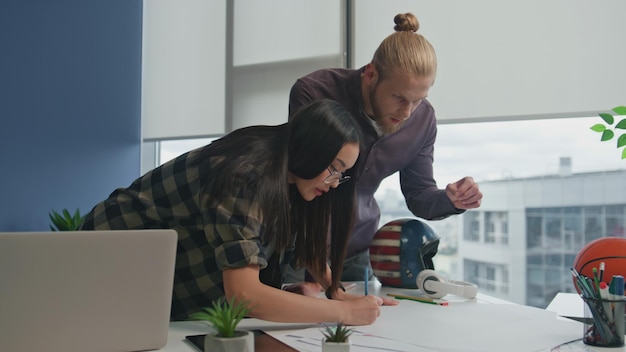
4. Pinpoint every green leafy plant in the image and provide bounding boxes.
[322,322,353,343]
[590,105,626,160]
[188,296,251,338]
[49,208,85,231]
